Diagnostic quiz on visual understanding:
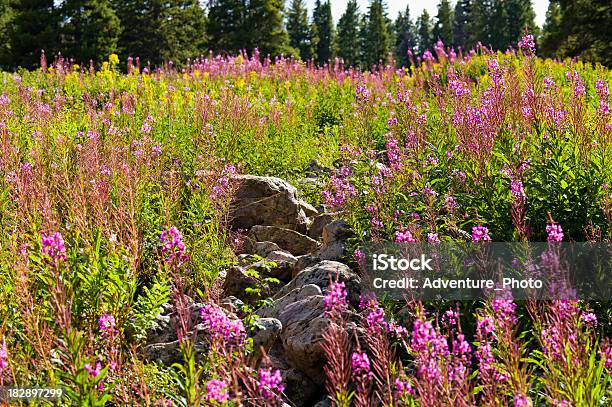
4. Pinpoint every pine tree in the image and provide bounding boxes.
[244,0,292,56]
[60,0,120,65]
[504,0,537,48]
[433,0,454,46]
[161,0,206,63]
[336,0,361,67]
[468,0,493,48]
[363,0,391,67]
[453,0,471,50]
[540,0,563,58]
[115,0,167,65]
[394,4,416,66]
[416,9,433,54]
[0,0,12,68]
[206,0,248,53]
[311,0,333,65]
[10,0,59,69]
[286,0,311,59]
